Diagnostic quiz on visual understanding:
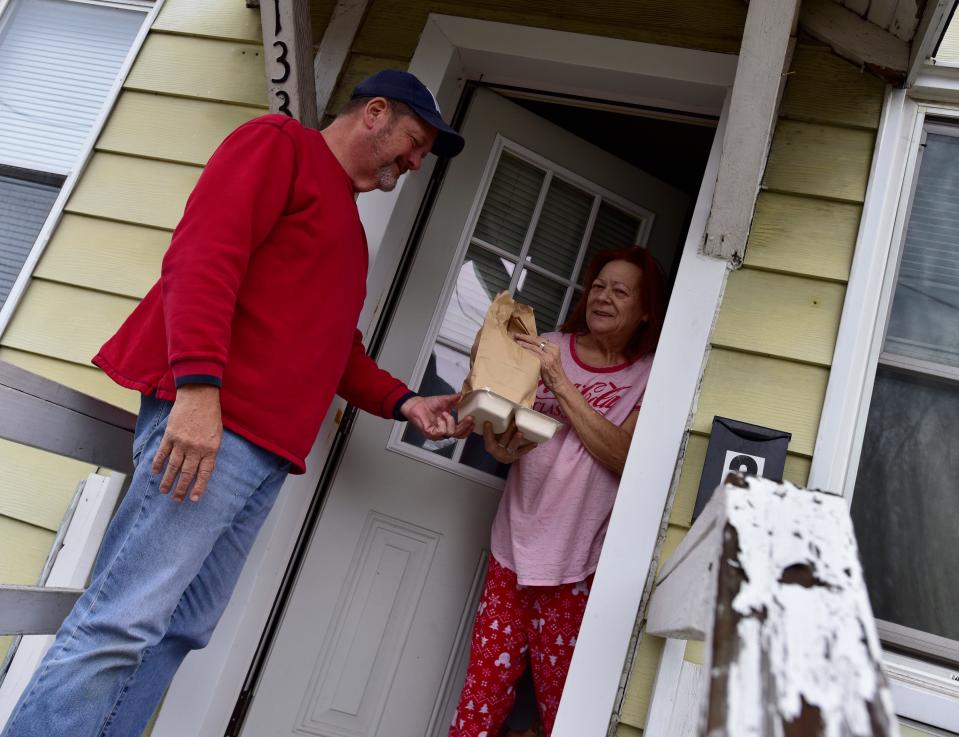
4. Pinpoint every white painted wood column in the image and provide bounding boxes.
[260,0,318,129]
[0,473,127,729]
[645,477,900,737]
[703,0,799,260]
